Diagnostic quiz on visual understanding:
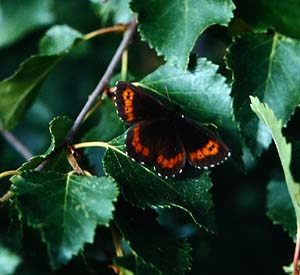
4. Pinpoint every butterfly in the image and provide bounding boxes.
[114,81,230,179]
